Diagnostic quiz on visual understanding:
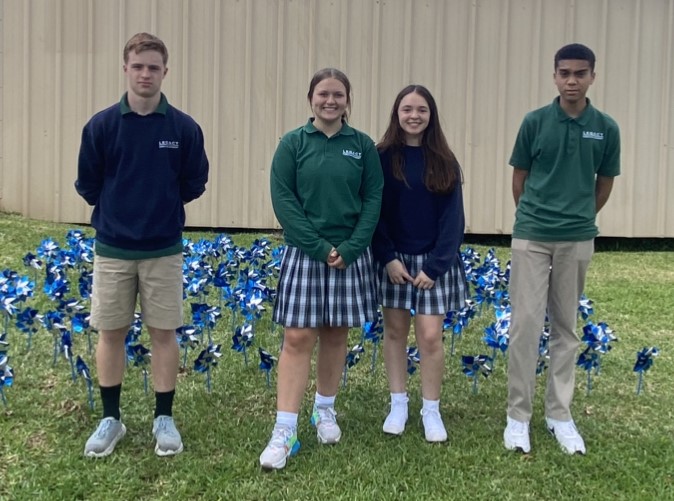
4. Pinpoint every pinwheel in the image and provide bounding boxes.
[176,325,200,369]
[406,346,420,375]
[76,355,95,410]
[258,347,277,388]
[537,327,550,376]
[59,330,77,382]
[633,347,659,395]
[576,347,600,395]
[581,321,617,375]
[578,295,594,320]
[16,307,40,350]
[361,308,384,372]
[126,343,151,394]
[343,344,364,387]
[71,311,93,355]
[0,354,12,407]
[231,323,254,366]
[461,355,493,394]
[194,343,222,392]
